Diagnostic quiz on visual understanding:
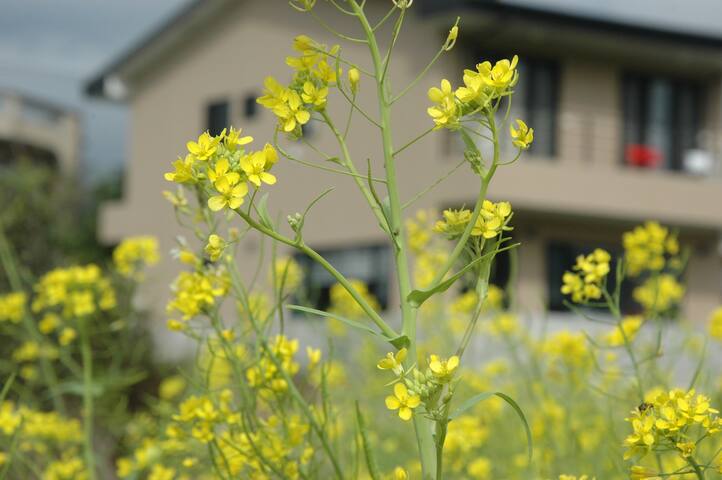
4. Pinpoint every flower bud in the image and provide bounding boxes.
[348,68,360,94]
[287,213,303,232]
[444,24,459,51]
